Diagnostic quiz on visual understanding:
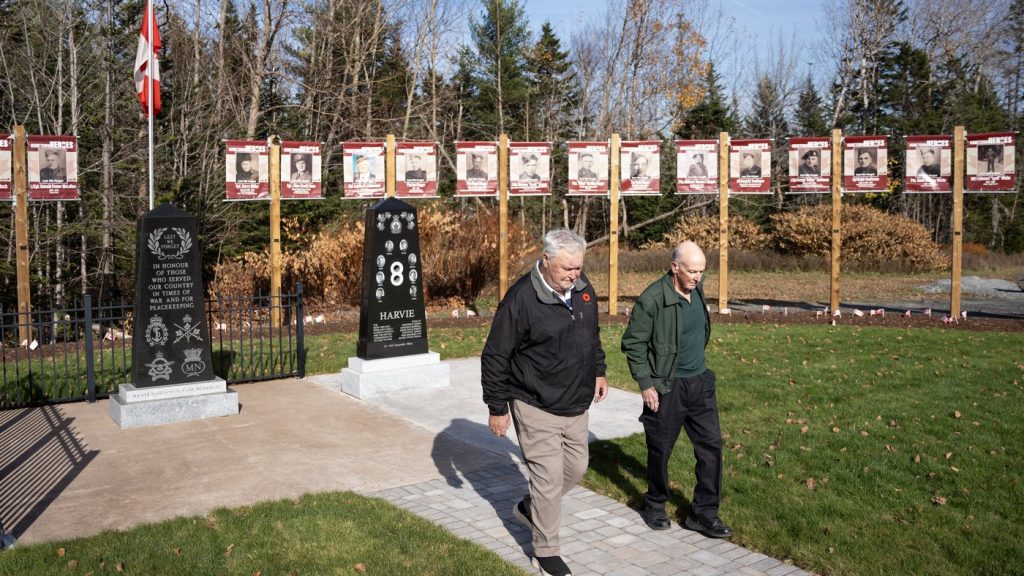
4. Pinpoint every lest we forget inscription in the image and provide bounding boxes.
[131,204,216,387]
[356,197,428,360]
